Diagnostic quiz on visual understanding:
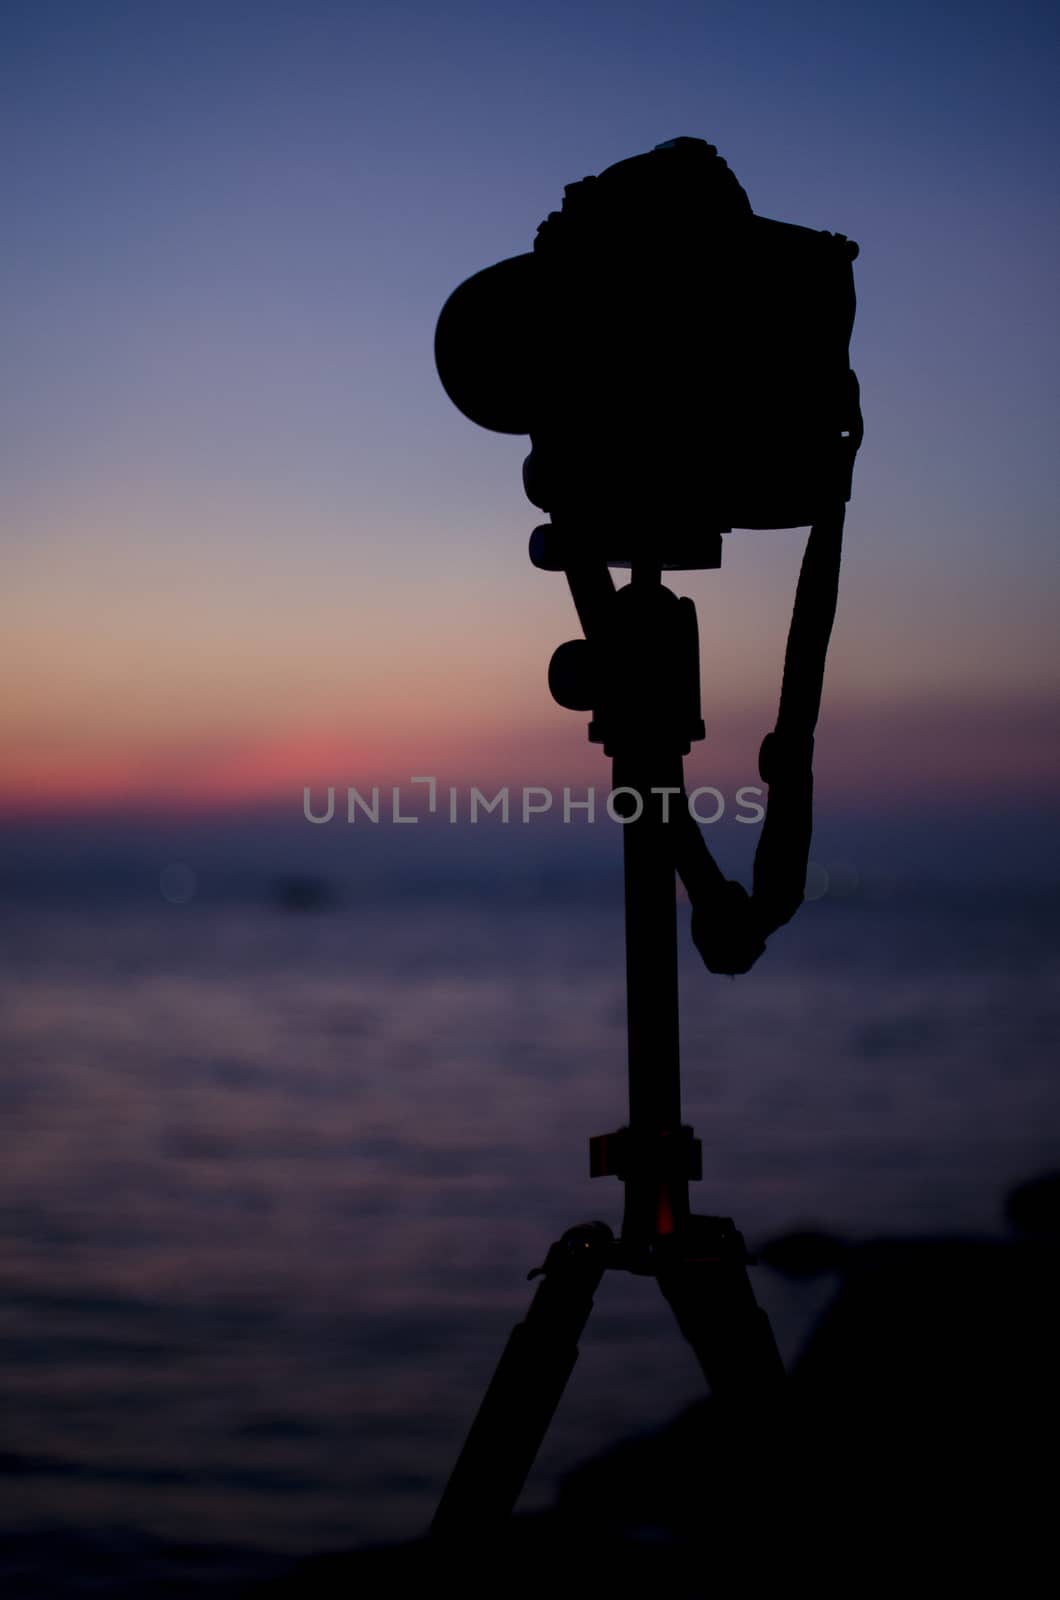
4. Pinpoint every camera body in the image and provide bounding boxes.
[435,138,862,569]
